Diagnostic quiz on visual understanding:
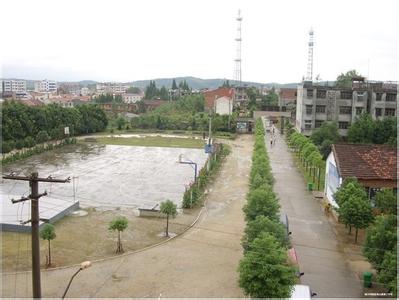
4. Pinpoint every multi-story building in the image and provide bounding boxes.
[34,80,57,93]
[296,78,398,136]
[123,92,144,104]
[96,82,129,94]
[1,80,27,93]
[278,88,297,107]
